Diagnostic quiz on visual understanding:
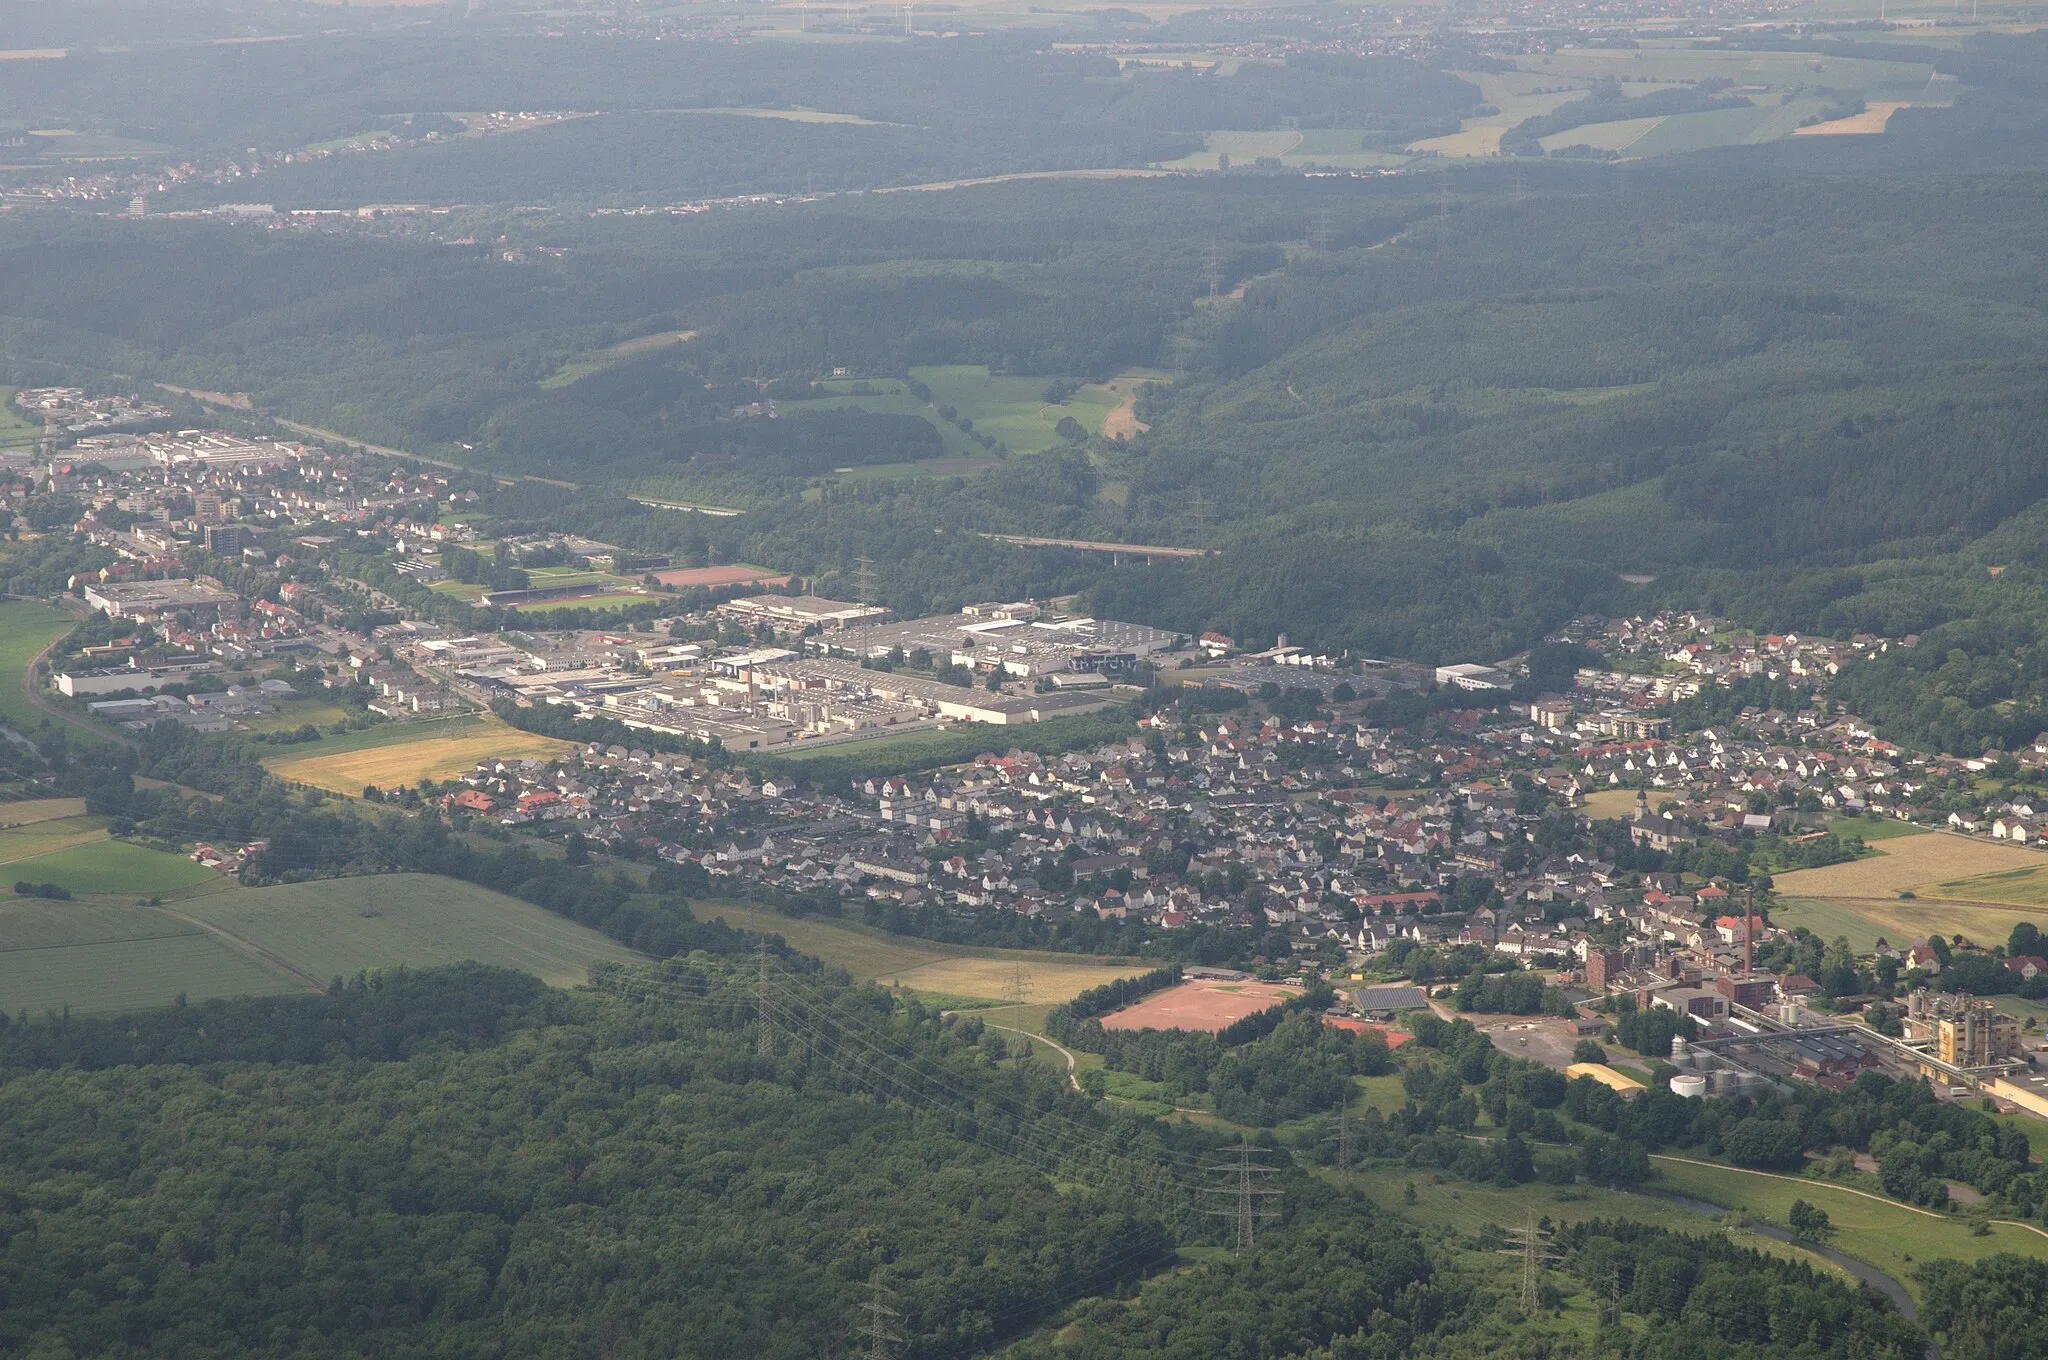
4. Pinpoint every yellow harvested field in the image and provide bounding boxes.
[1774,831,2044,899]
[0,797,87,827]
[1408,127,1505,156]
[879,956,1145,1002]
[271,728,572,793]
[1408,69,1591,158]
[1794,101,1907,136]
